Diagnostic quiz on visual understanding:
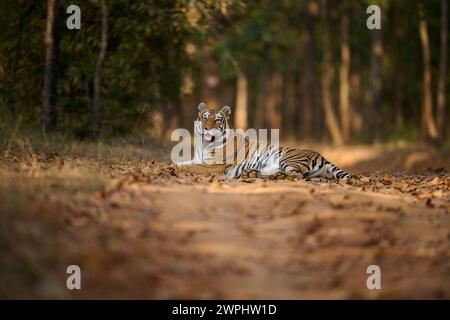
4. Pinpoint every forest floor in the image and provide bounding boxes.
[0,142,449,299]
